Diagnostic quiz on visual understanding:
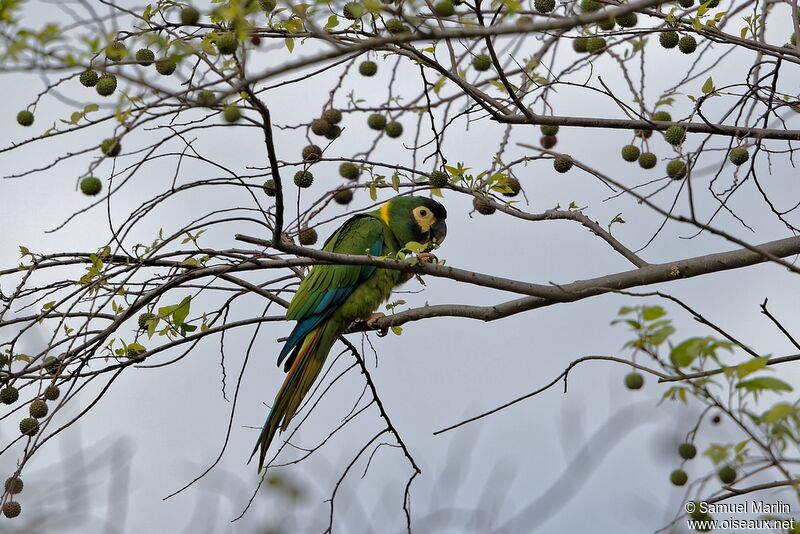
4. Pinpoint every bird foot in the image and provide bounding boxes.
[366,312,388,337]
[417,252,437,265]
